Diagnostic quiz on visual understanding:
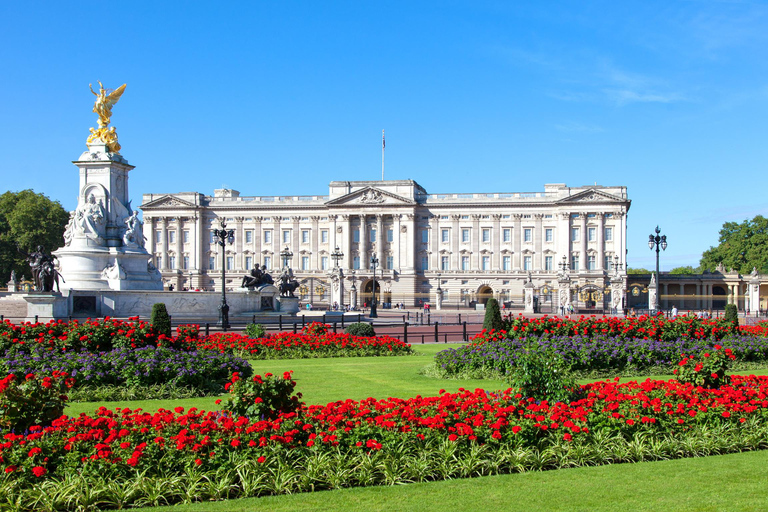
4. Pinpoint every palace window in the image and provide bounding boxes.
[352,256,360,270]
[302,230,309,243]
[461,229,470,243]
[168,231,176,244]
[301,256,309,270]
[264,230,272,244]
[461,256,469,270]
[482,228,491,243]
[545,255,553,271]
[282,230,290,243]
[545,228,553,242]
[182,255,189,270]
[353,229,360,243]
[370,229,377,242]
[523,256,532,270]
[245,230,253,243]
[524,228,532,243]
[587,255,596,270]
[421,256,429,271]
[321,230,329,243]
[421,229,429,243]
[264,256,271,269]
[157,231,163,244]
[441,256,449,270]
[442,229,449,243]
[588,227,596,242]
[209,256,215,270]
[605,227,613,241]
[168,255,176,269]
[571,255,580,270]
[482,256,490,270]
[571,227,580,242]
[503,228,511,242]
[387,229,394,242]
[321,256,328,270]
[245,256,253,269]
[386,255,394,269]
[226,256,233,271]
[502,256,511,270]
[183,230,190,243]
